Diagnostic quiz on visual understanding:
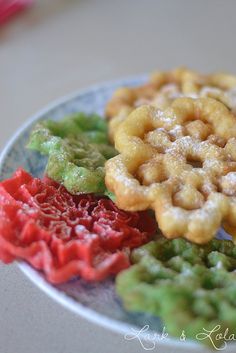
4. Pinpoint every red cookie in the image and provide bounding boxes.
[0,169,156,283]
